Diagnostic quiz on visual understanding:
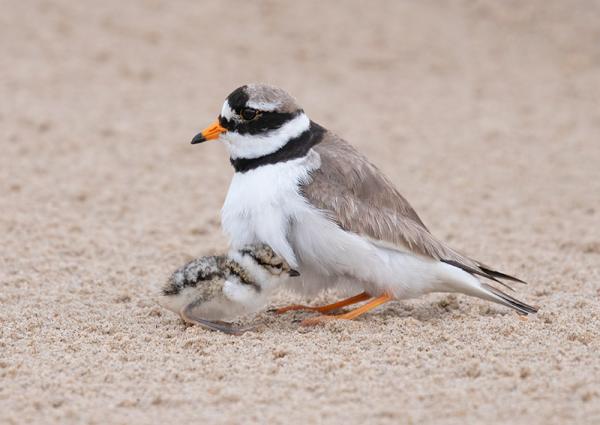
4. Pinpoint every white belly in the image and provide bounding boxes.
[221,151,321,269]
[221,151,468,299]
[287,208,451,298]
